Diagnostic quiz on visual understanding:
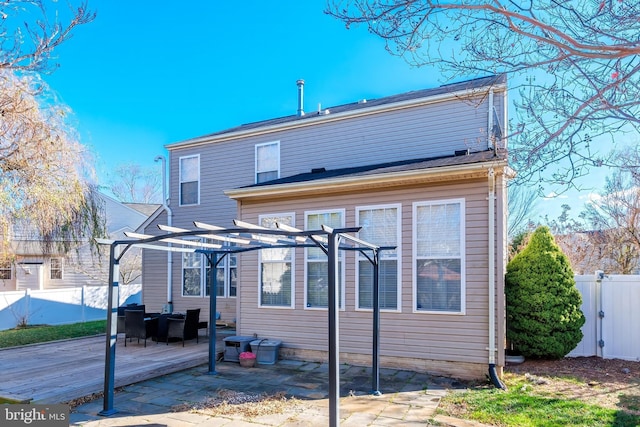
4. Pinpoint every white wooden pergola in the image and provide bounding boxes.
[97,220,393,427]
